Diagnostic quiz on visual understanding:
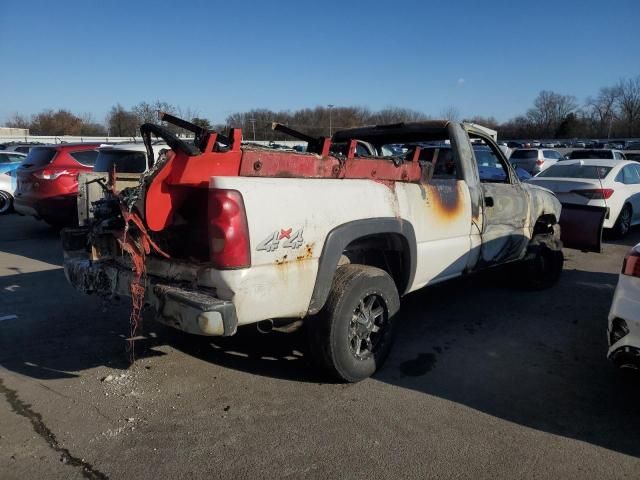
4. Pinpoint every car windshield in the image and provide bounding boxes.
[94,150,147,173]
[510,150,538,159]
[568,150,614,159]
[537,164,613,179]
[474,148,500,168]
[22,147,57,167]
